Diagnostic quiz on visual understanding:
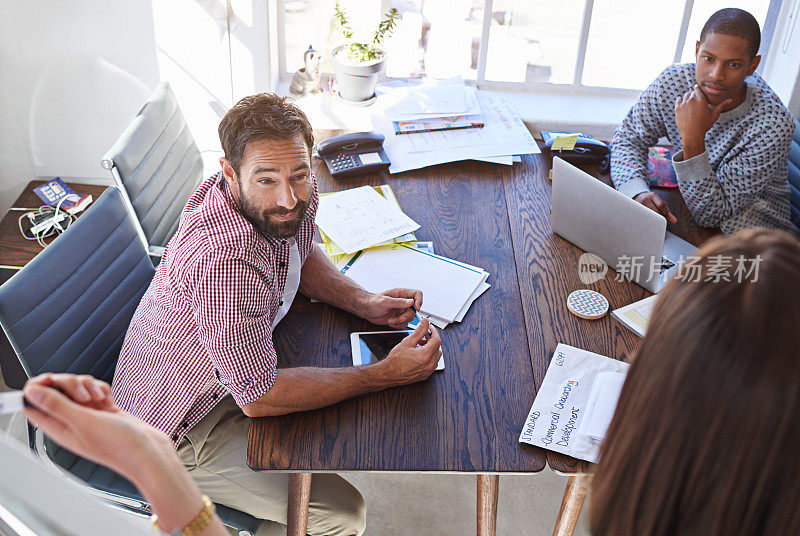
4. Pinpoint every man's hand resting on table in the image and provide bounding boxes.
[242,318,443,417]
[376,318,442,385]
[361,287,423,328]
[634,191,678,223]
